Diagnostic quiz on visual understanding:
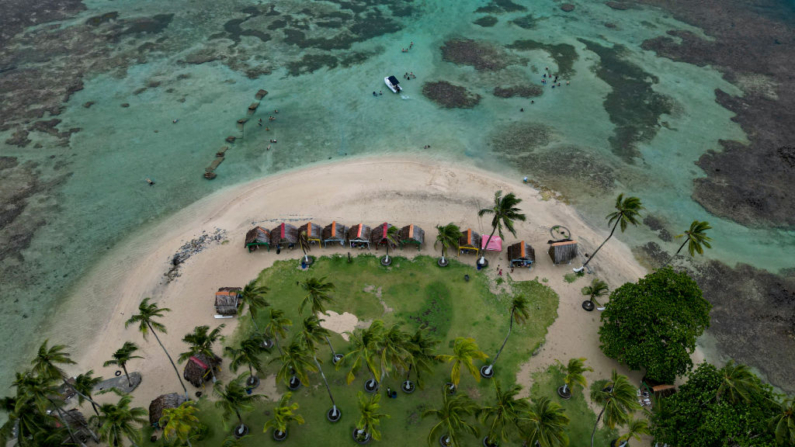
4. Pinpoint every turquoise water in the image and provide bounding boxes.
[1,0,793,393]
